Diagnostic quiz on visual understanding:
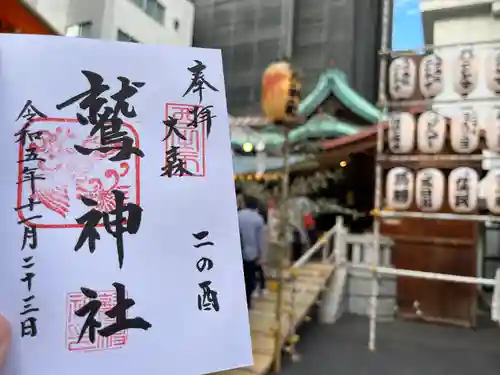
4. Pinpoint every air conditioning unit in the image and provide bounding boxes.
[493,1,500,18]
